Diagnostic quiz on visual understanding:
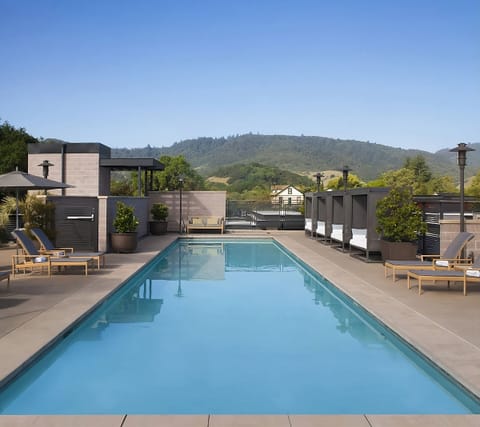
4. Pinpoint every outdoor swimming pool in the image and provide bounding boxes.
[0,239,479,414]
